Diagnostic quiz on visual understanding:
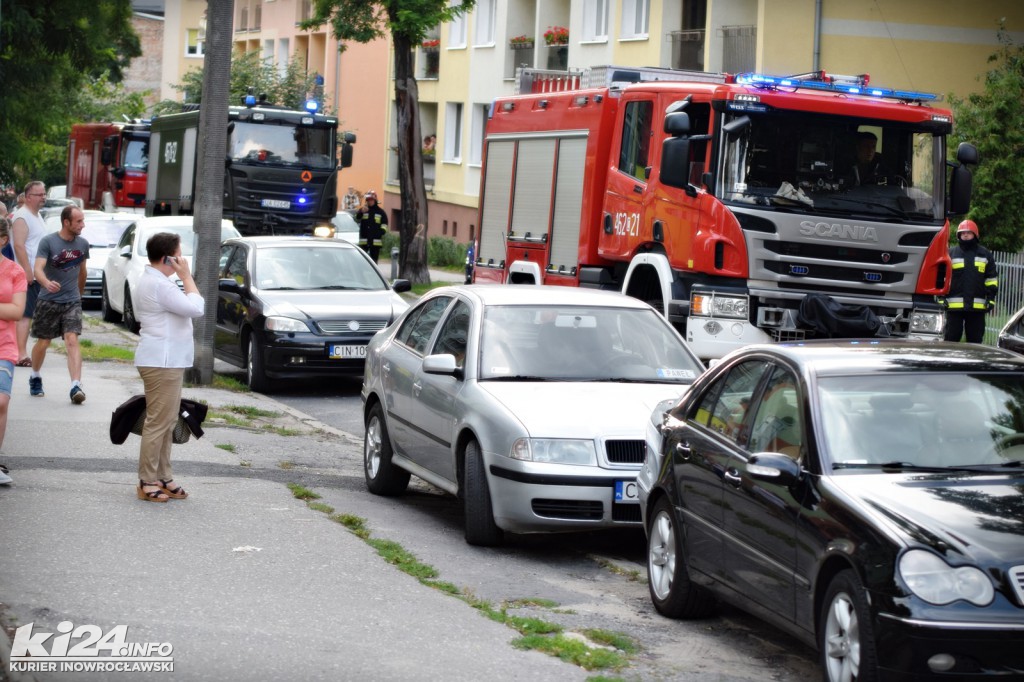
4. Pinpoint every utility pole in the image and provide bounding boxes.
[188,0,234,385]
